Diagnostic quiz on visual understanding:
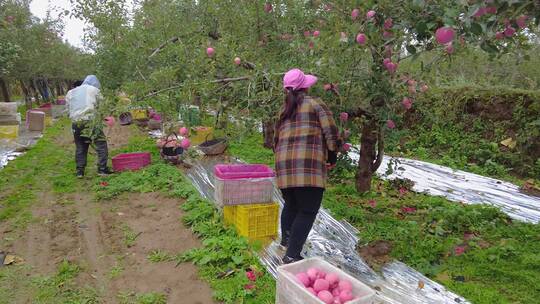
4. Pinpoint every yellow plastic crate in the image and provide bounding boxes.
[191,126,214,145]
[223,203,279,241]
[45,116,52,127]
[0,125,19,139]
[130,109,147,120]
